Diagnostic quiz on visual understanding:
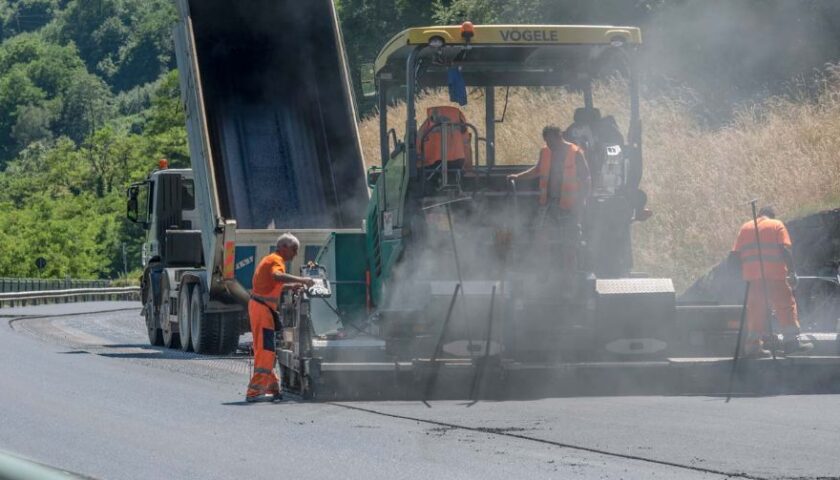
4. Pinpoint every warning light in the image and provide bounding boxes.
[158,158,169,170]
[460,21,475,40]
